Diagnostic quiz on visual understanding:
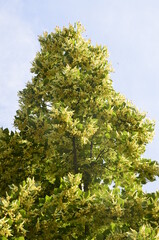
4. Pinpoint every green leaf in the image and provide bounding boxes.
[36,59,43,68]
[2,237,8,240]
[45,195,52,202]
[19,209,26,217]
